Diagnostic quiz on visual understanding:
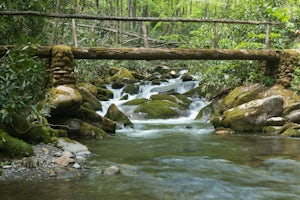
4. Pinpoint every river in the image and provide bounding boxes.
[1,74,300,199]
